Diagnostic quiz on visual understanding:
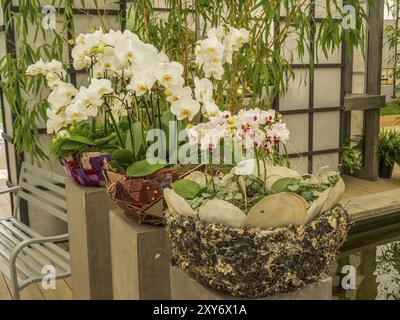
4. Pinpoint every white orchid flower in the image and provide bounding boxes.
[89,78,113,96]
[65,101,90,123]
[157,61,185,88]
[127,69,157,96]
[203,64,224,80]
[225,27,250,52]
[115,38,145,66]
[46,60,65,75]
[231,159,260,176]
[199,126,227,151]
[207,26,226,41]
[202,100,220,118]
[194,77,213,104]
[97,47,121,71]
[200,37,225,60]
[166,86,192,104]
[111,95,129,122]
[170,97,200,121]
[46,109,68,134]
[267,123,290,144]
[26,59,48,76]
[48,82,78,110]
[74,86,103,110]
